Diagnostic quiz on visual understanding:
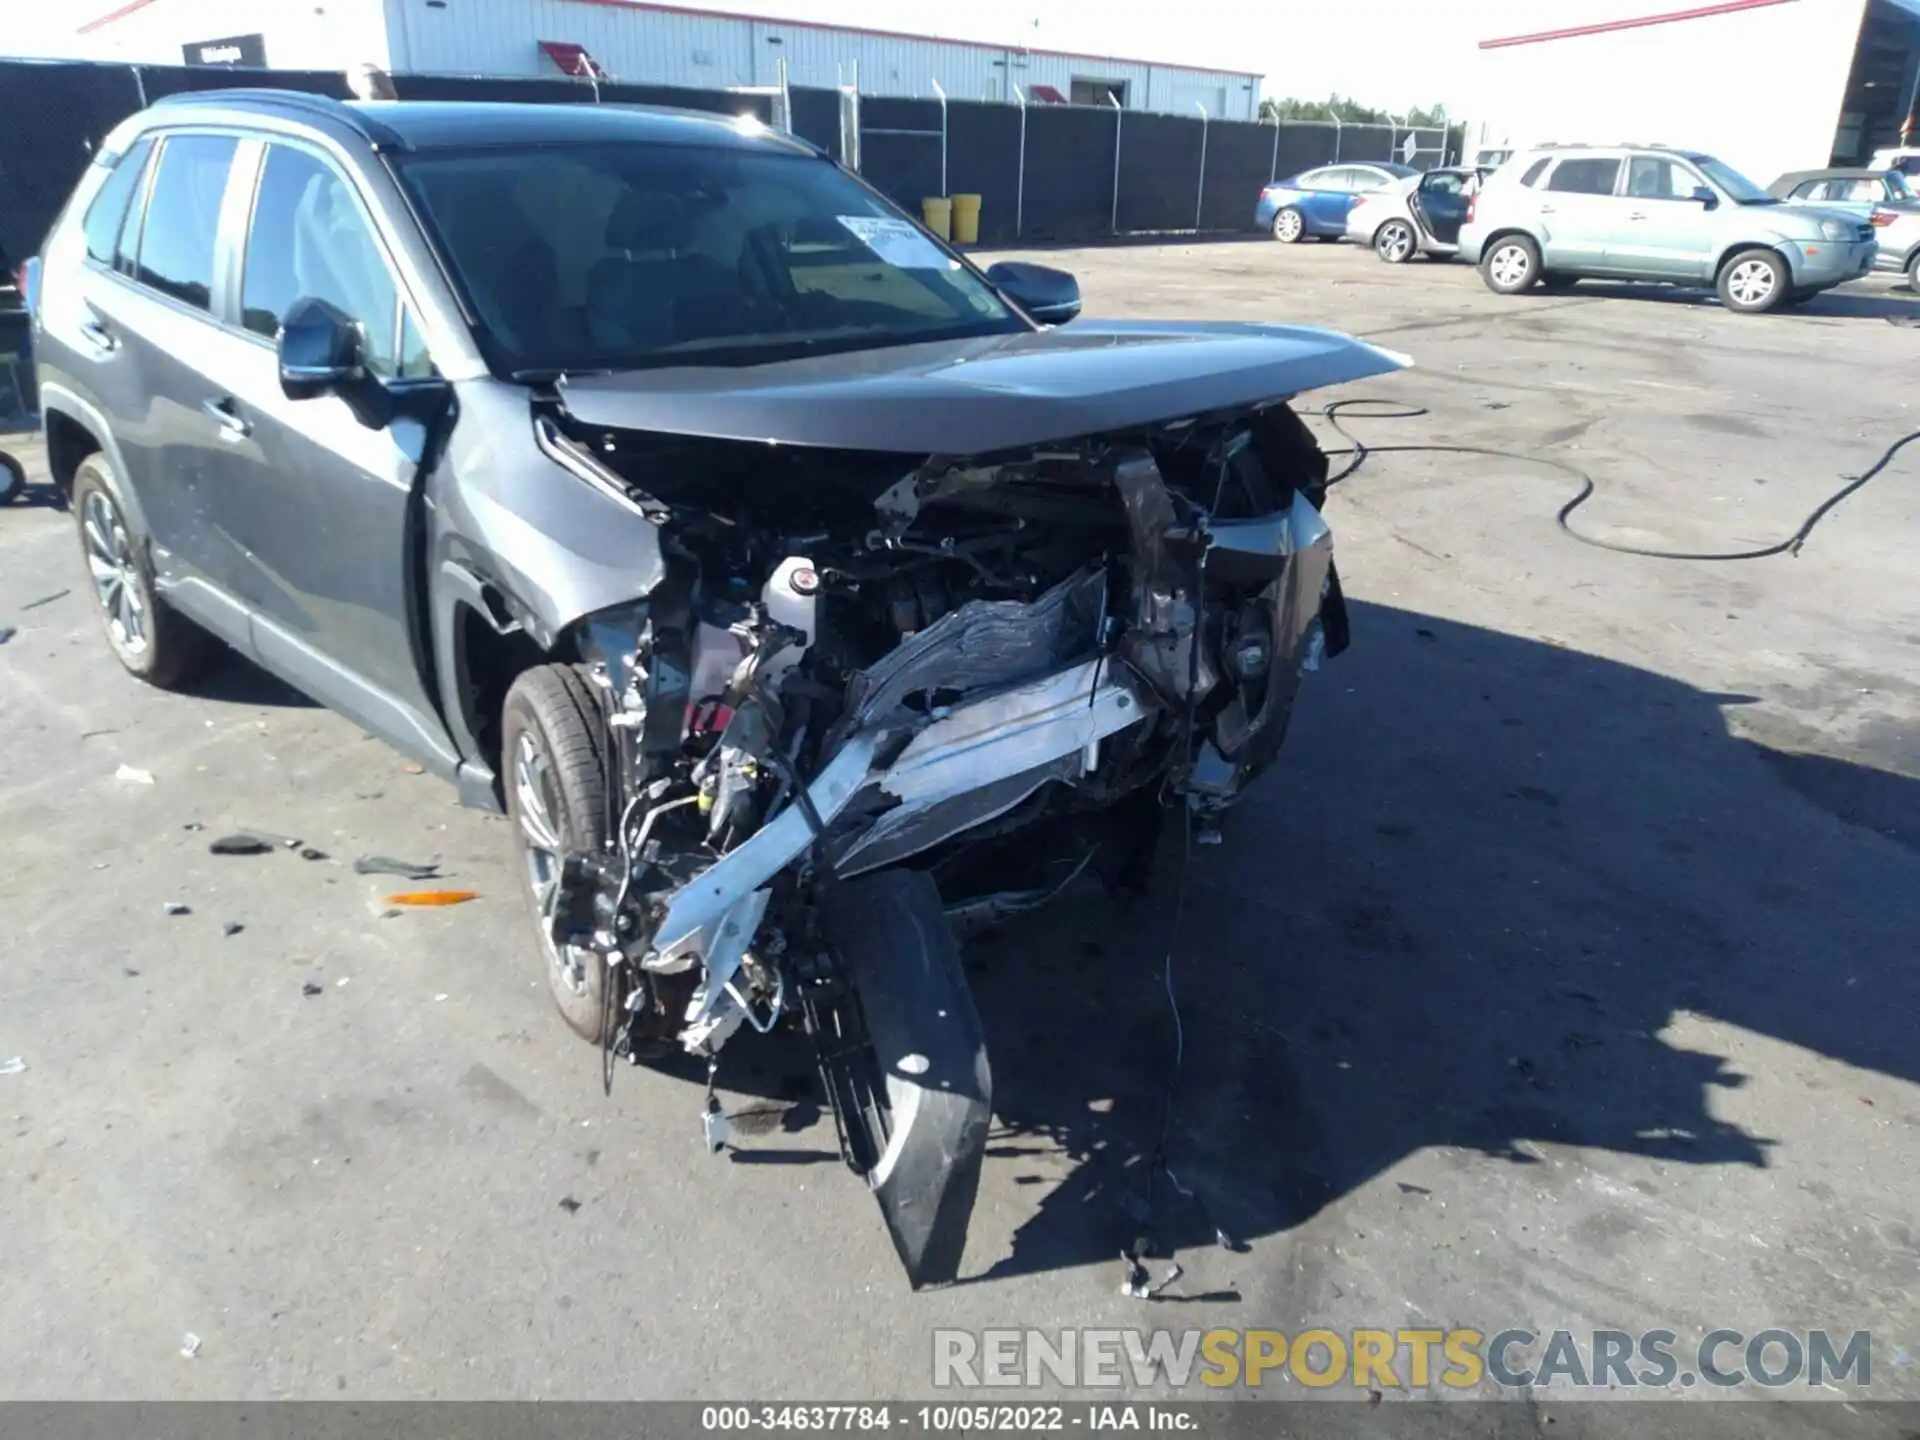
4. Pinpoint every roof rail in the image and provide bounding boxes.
[149,87,408,150]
